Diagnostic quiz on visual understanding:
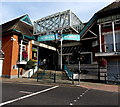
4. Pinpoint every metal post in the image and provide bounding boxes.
[33,69,34,75]
[78,73,80,85]
[79,61,80,71]
[37,73,39,82]
[112,21,116,52]
[78,61,80,85]
[98,65,100,81]
[68,55,69,65]
[37,47,39,71]
[99,24,102,52]
[60,38,63,70]
[54,73,56,83]
[105,74,107,84]
[28,71,30,79]
[72,74,74,84]
[18,68,20,78]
